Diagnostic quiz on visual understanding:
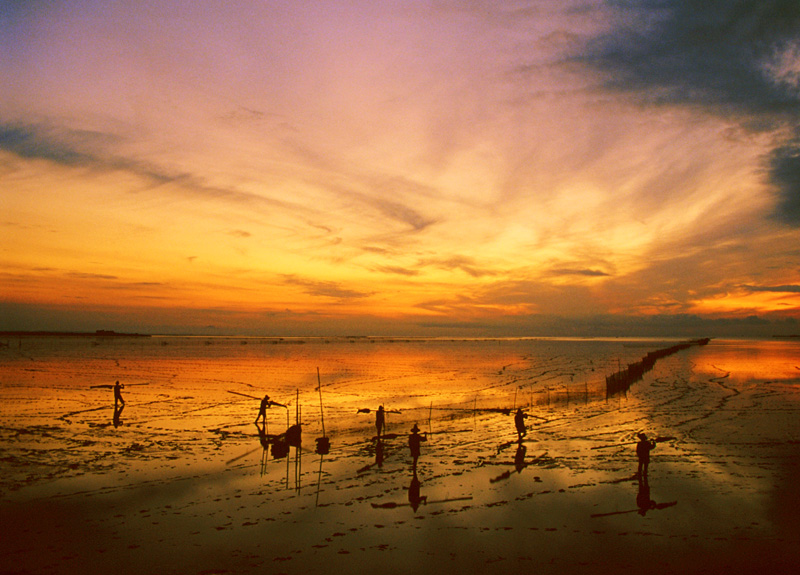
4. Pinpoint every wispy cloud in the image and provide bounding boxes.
[743,284,800,293]
[370,198,437,232]
[373,265,421,277]
[417,256,496,278]
[67,272,118,281]
[282,275,372,301]
[0,125,98,164]
[550,268,610,278]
